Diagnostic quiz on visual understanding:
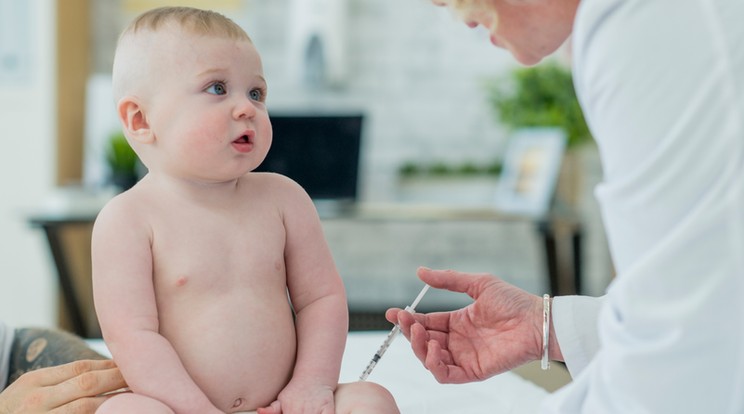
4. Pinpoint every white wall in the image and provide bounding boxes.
[0,0,57,328]
[245,0,519,201]
[0,0,609,331]
[91,0,520,201]
[0,0,518,330]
